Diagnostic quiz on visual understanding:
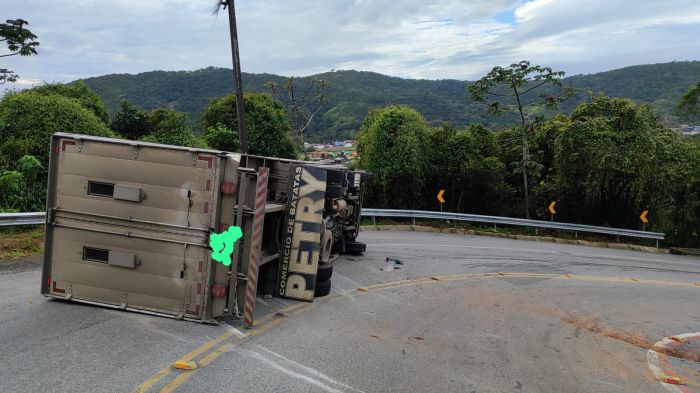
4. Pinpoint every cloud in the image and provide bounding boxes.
[1,0,699,84]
